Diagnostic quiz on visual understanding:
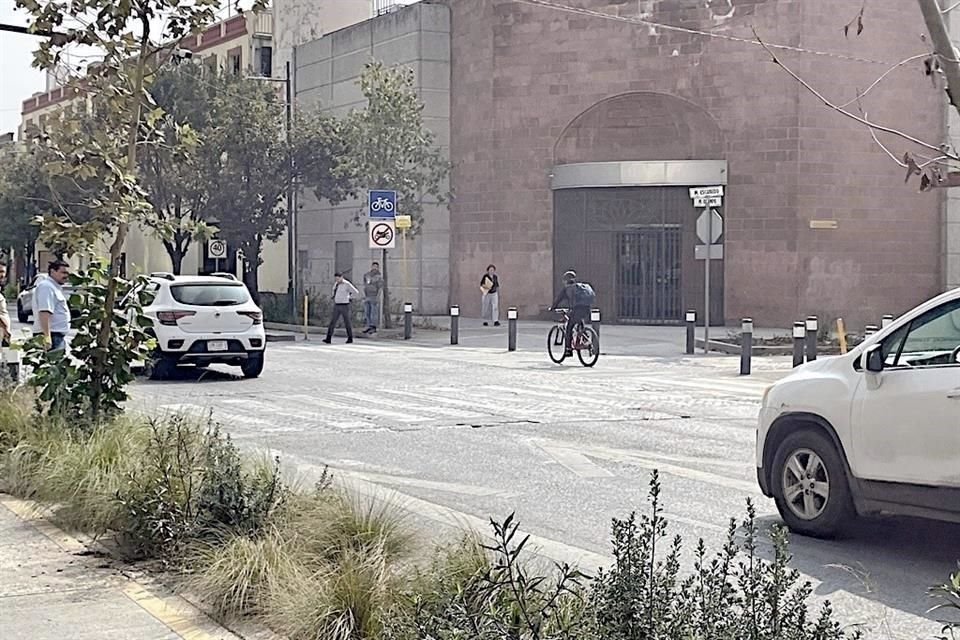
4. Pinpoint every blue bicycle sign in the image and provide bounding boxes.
[369,190,397,219]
